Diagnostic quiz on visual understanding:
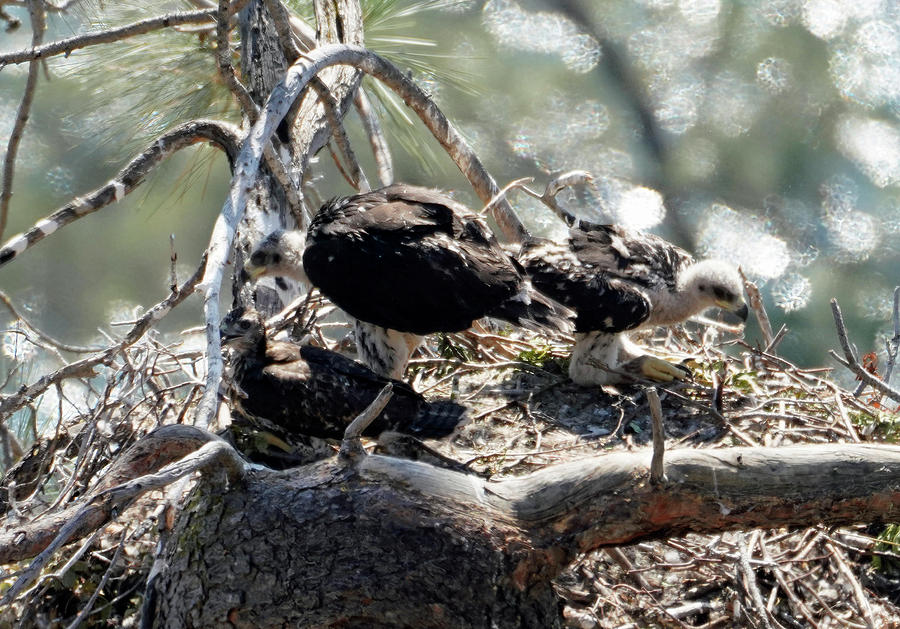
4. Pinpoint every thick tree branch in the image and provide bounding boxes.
[0,426,239,602]
[0,119,239,270]
[361,444,900,567]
